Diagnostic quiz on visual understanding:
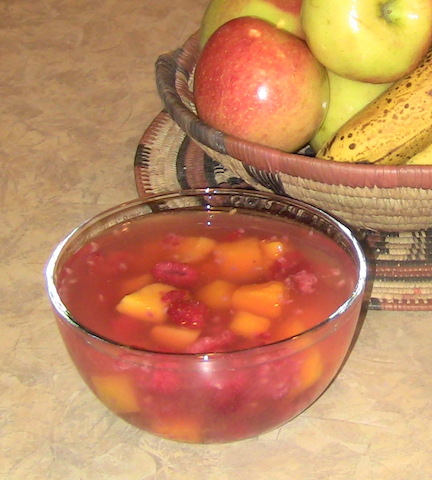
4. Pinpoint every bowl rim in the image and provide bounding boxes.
[155,31,432,190]
[45,188,368,360]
